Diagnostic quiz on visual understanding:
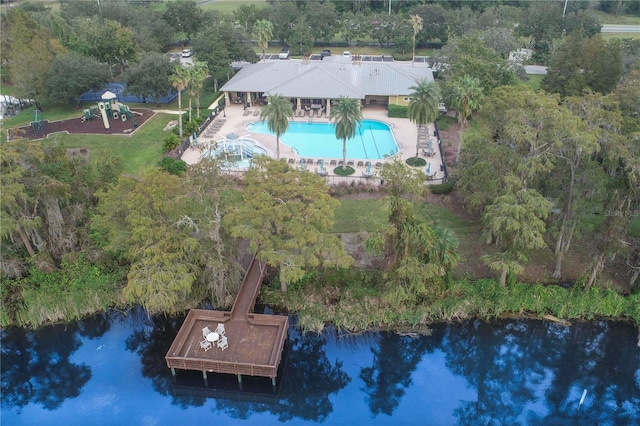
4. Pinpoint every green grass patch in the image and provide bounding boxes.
[197,0,268,12]
[601,32,640,40]
[522,74,544,91]
[415,201,478,237]
[593,11,640,25]
[45,113,174,174]
[333,198,387,233]
[630,216,640,237]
